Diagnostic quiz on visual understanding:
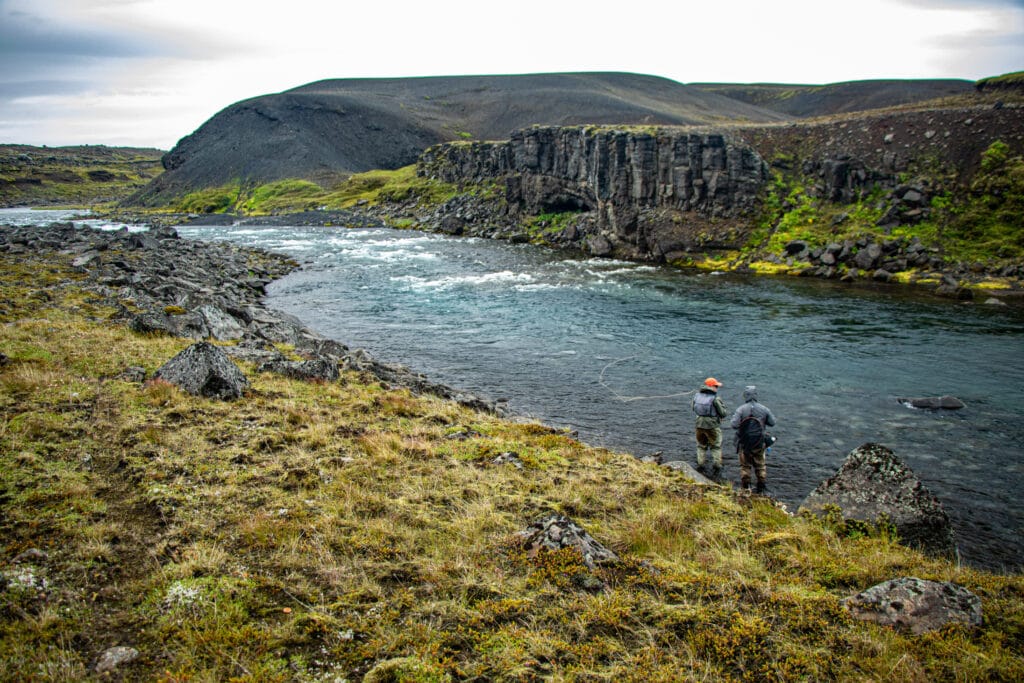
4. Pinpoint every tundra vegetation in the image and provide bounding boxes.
[0,145,163,208]
[2,246,1023,681]
[166,166,459,217]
